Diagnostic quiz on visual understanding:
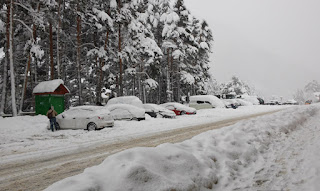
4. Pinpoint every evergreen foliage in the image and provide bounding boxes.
[0,0,214,113]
